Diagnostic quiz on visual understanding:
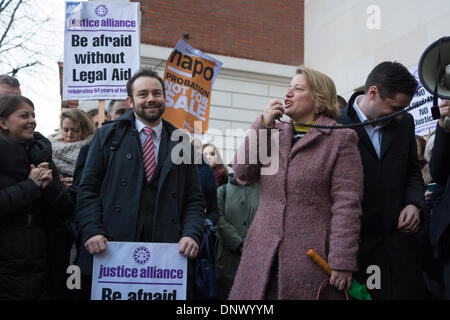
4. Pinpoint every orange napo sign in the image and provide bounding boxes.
[163,39,222,135]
